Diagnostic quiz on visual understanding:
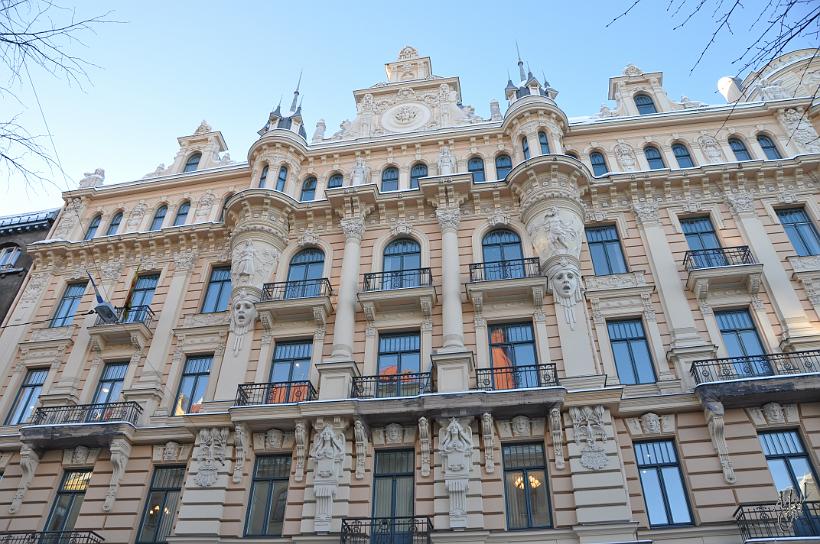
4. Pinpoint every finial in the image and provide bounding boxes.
[296,69,302,92]
[289,71,302,112]
[516,43,526,82]
[515,41,522,63]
